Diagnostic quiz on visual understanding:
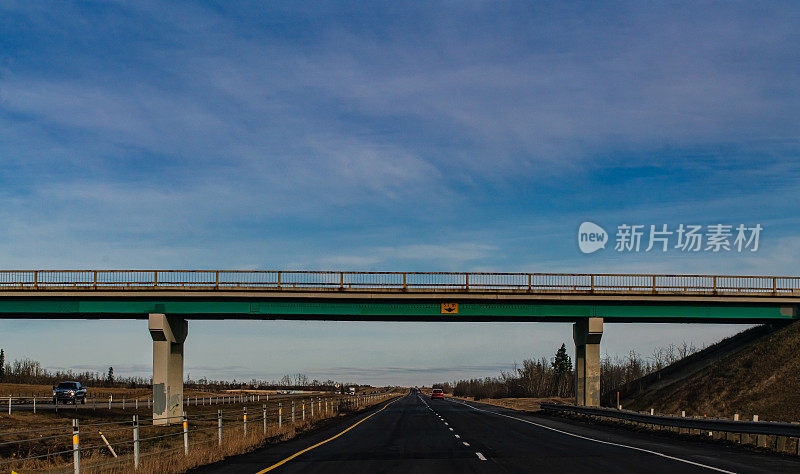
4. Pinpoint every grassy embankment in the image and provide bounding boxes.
[628,321,800,422]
